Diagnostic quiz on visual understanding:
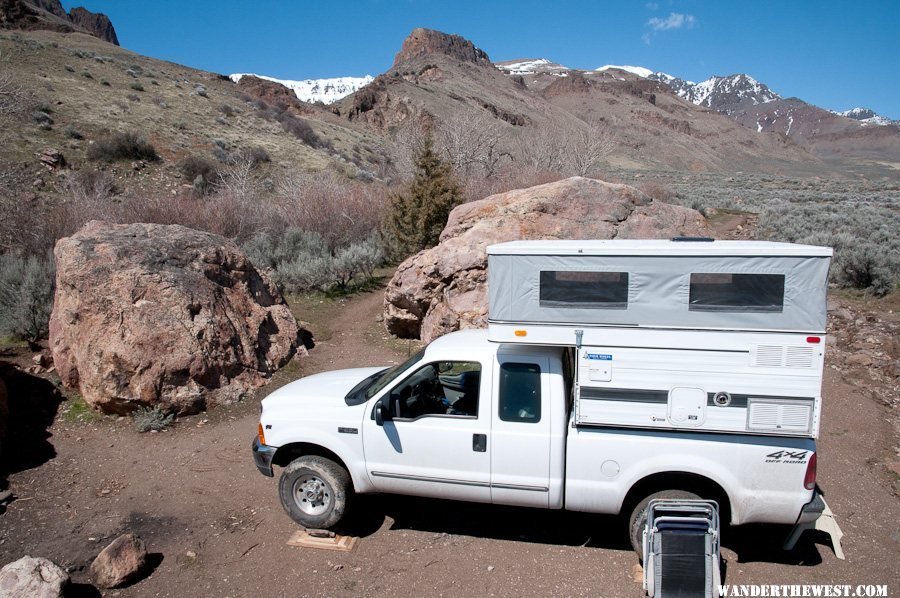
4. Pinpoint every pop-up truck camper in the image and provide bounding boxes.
[252,239,843,569]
